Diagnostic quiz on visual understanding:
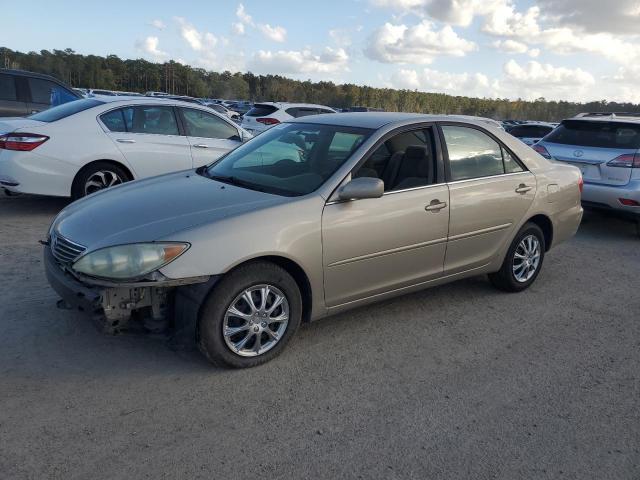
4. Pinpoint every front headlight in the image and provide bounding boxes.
[72,243,189,280]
